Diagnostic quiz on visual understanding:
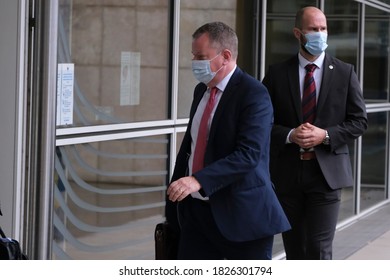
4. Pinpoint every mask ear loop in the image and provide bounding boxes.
[294,29,310,55]
[211,52,225,76]
[300,32,311,56]
[208,52,221,63]
[298,30,308,44]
